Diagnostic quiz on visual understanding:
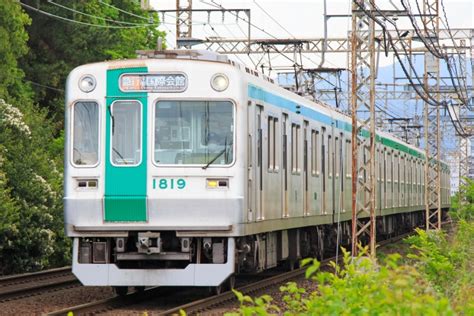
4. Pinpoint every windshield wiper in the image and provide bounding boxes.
[202,136,230,170]
[112,147,128,165]
[202,147,226,170]
[108,105,115,134]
